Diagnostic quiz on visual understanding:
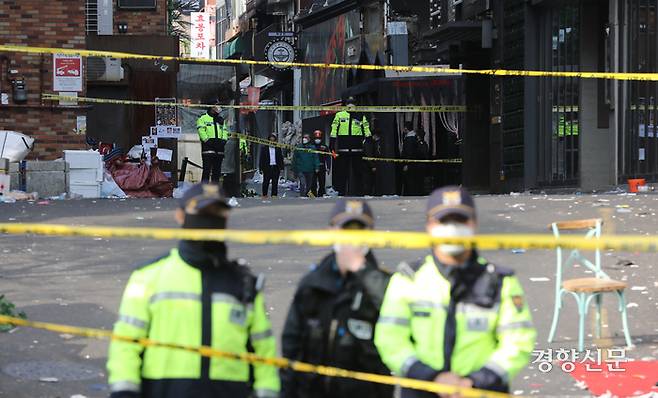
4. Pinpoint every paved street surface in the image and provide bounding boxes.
[1,193,657,397]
